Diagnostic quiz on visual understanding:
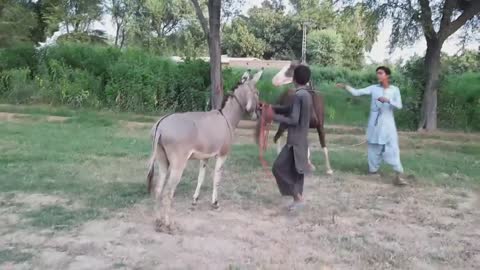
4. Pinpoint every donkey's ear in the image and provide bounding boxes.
[240,70,250,83]
[251,68,263,84]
